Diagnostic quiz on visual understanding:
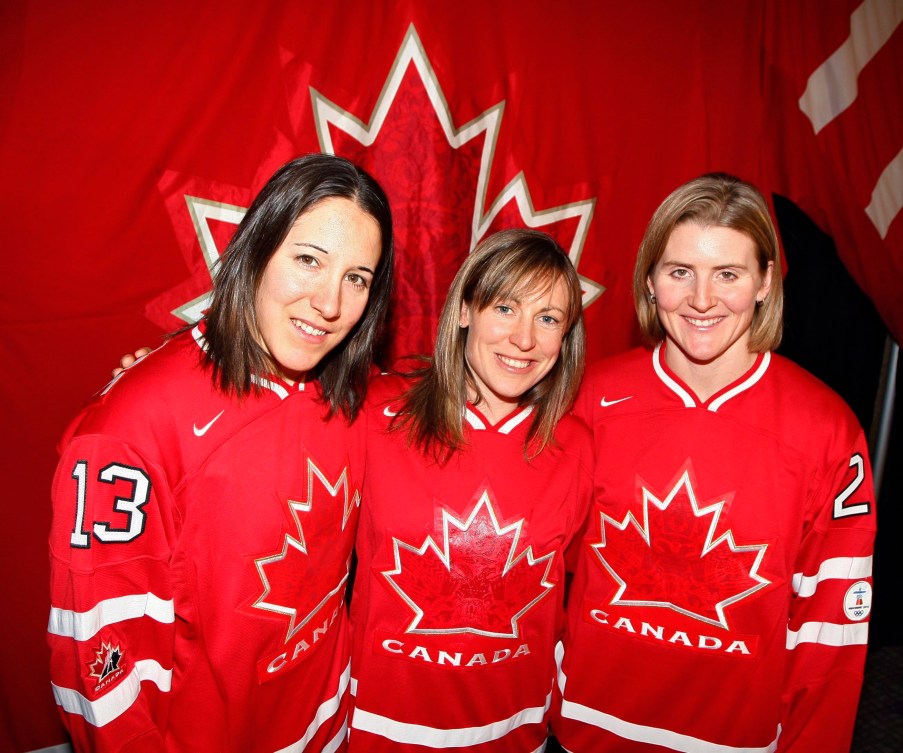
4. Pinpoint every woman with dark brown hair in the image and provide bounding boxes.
[48,154,393,752]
